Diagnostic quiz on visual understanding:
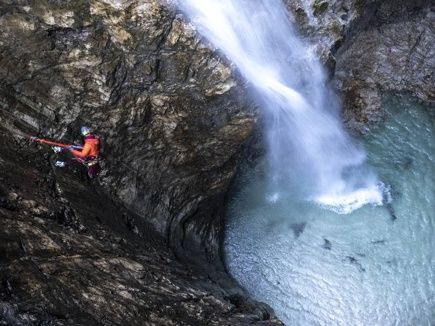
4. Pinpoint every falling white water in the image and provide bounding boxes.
[179,0,384,213]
